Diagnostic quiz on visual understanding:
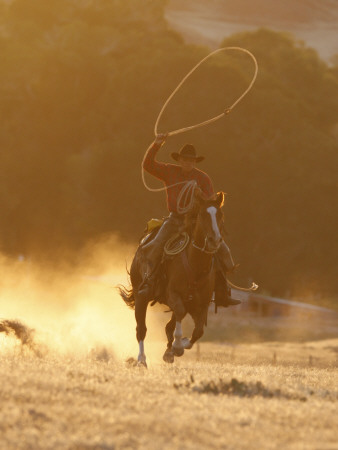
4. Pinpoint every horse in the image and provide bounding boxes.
[119,191,226,366]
